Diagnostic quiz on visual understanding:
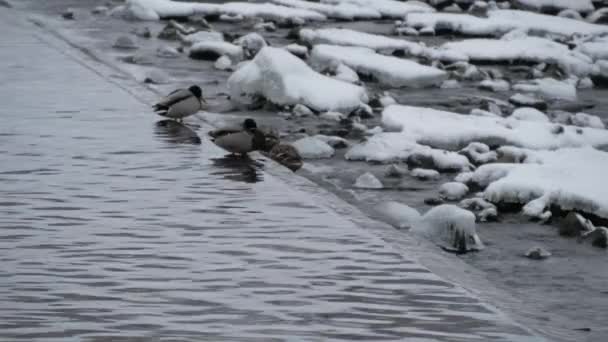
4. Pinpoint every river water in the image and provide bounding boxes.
[3,1,608,341]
